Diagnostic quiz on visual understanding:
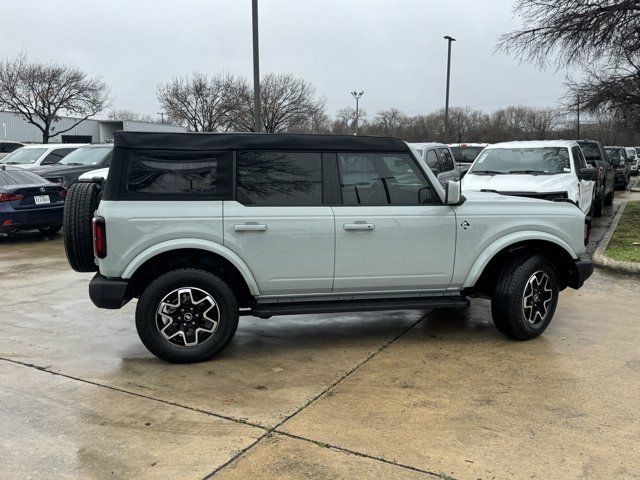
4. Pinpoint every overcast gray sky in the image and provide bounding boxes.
[1,0,568,119]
